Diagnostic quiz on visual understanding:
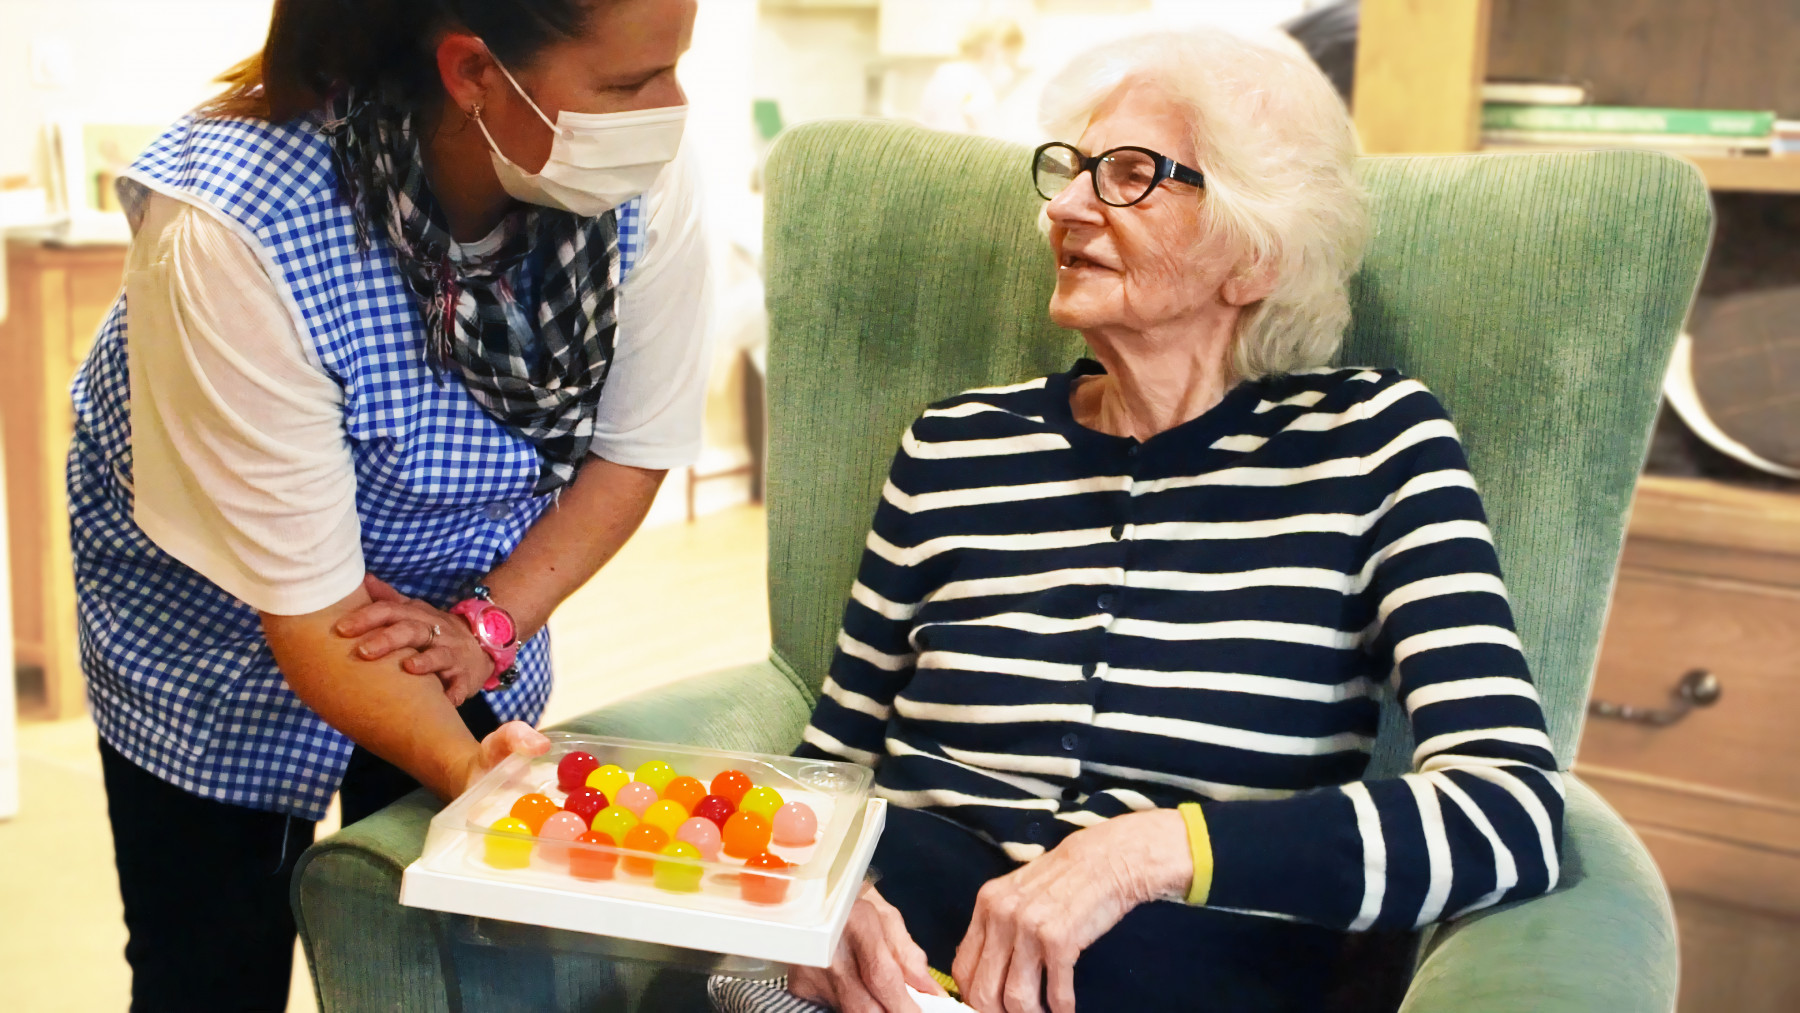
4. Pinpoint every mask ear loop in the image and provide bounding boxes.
[488,53,569,139]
